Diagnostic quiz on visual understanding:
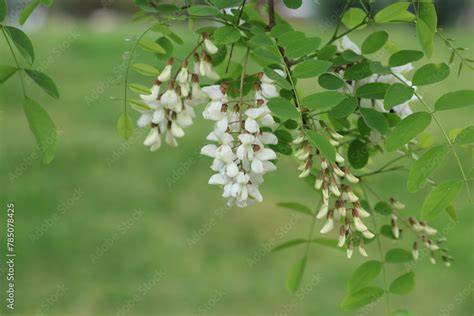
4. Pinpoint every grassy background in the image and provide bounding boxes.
[0,17,473,316]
